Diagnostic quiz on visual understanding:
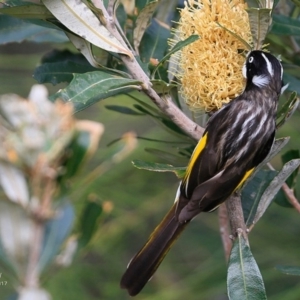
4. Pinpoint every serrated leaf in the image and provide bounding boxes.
[252,159,300,226]
[105,105,145,115]
[276,92,299,128]
[227,234,267,300]
[242,170,277,227]
[50,71,142,112]
[33,61,98,85]
[271,15,300,36]
[42,0,132,57]
[152,34,199,78]
[132,159,186,177]
[134,1,159,53]
[246,8,271,49]
[39,201,74,272]
[276,265,300,276]
[78,200,102,248]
